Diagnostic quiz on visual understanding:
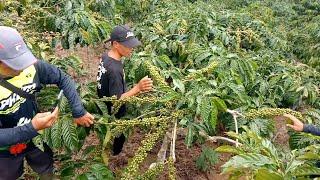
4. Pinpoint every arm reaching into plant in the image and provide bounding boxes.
[120,76,153,99]
[284,114,320,136]
[35,60,94,127]
[0,108,59,146]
